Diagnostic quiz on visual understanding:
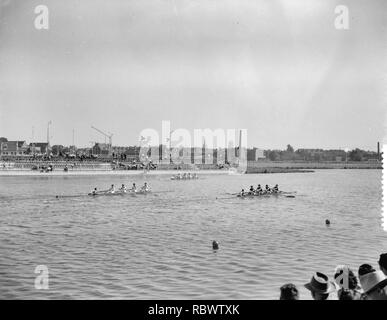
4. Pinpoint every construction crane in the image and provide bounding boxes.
[91,126,113,155]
